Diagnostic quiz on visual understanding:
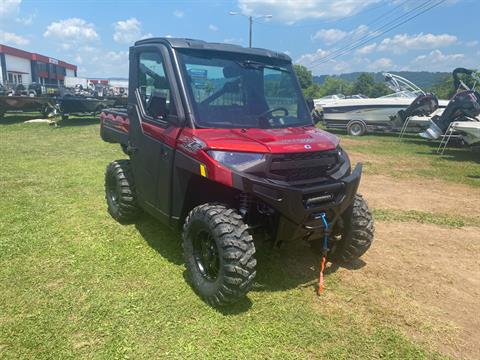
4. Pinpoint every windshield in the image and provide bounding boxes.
[178,50,311,129]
